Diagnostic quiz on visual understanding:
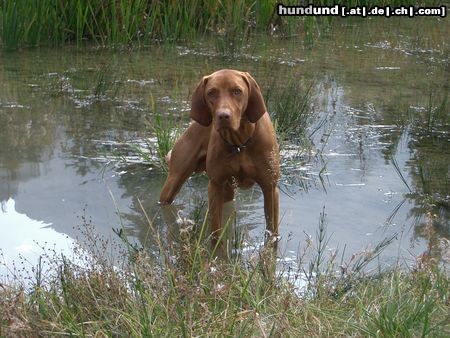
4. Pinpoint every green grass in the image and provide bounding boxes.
[121,94,183,172]
[0,0,276,49]
[1,208,448,336]
[1,0,443,50]
[149,102,183,173]
[266,77,314,147]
